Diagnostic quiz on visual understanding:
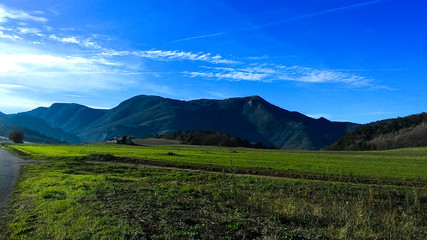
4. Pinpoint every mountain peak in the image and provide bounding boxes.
[49,102,94,110]
[248,95,263,100]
